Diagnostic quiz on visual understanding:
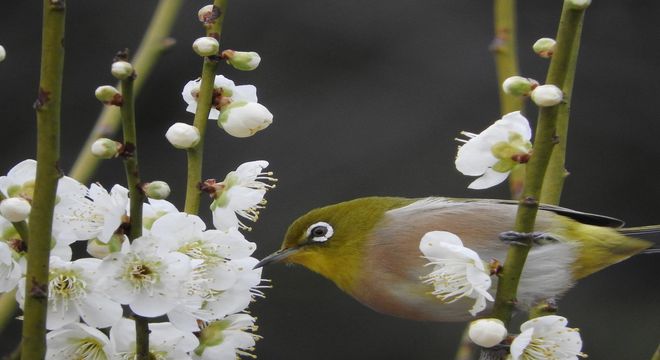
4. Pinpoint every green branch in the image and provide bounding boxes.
[118,67,149,359]
[492,0,526,200]
[540,8,585,205]
[490,2,588,325]
[184,0,229,215]
[21,0,66,358]
[69,0,184,183]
